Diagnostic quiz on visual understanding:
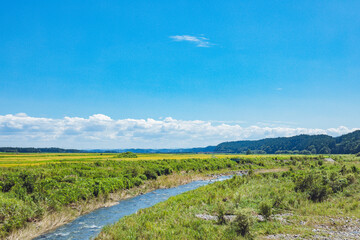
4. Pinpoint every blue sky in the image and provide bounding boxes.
[1,1,359,148]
